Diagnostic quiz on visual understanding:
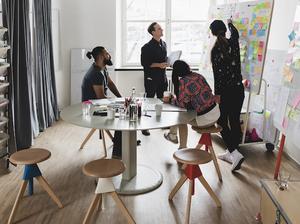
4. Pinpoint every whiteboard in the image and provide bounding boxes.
[199,0,274,94]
